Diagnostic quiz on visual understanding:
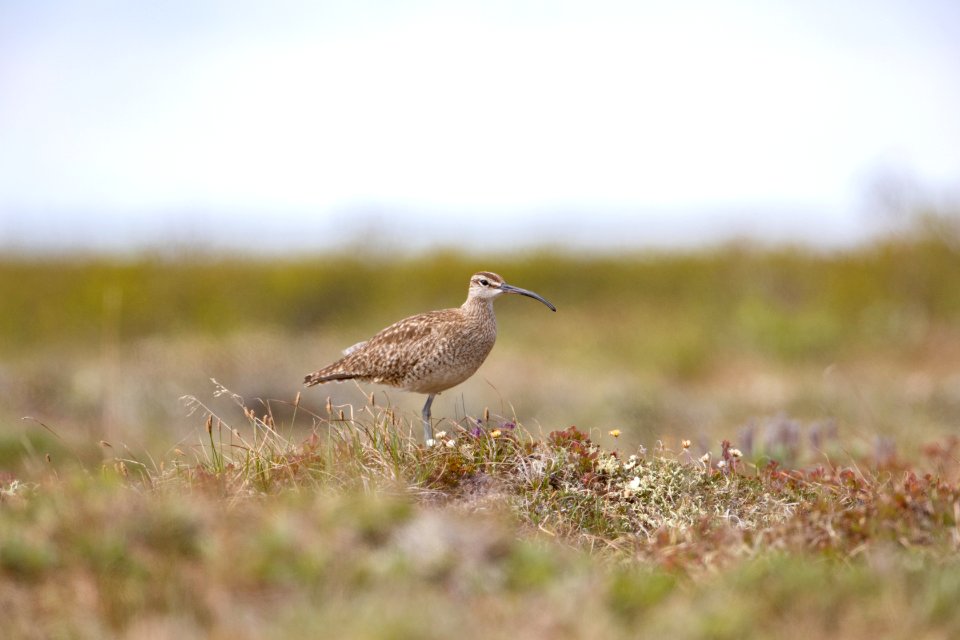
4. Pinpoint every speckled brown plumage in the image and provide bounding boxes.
[303,271,555,440]
[304,303,498,394]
